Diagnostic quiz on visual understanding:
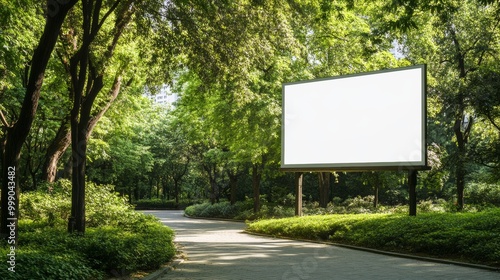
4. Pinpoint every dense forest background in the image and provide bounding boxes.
[2,0,500,227]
